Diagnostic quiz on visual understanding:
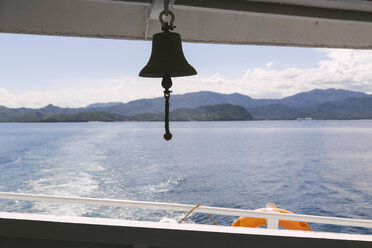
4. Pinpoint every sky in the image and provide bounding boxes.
[1,33,372,108]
